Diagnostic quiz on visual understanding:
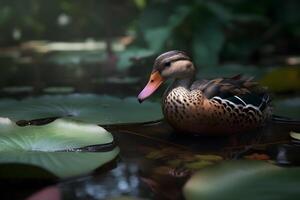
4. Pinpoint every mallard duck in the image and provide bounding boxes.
[138,50,272,135]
